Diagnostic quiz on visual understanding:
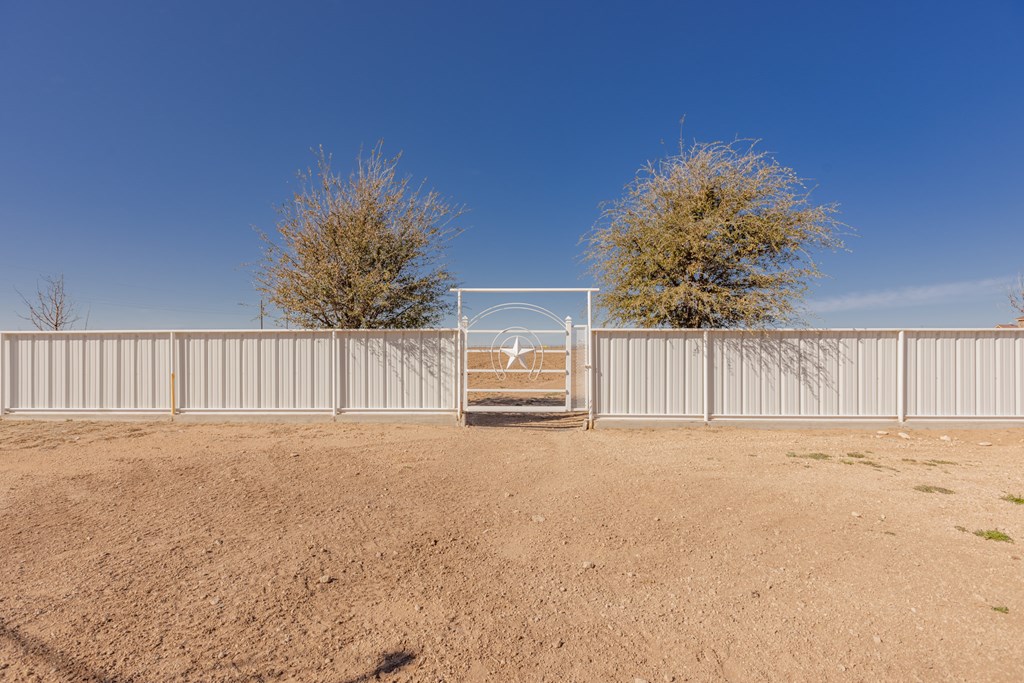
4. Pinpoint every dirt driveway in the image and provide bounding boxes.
[1,420,1022,681]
